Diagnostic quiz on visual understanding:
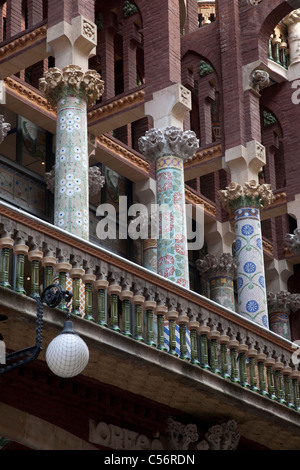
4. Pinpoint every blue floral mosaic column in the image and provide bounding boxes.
[139,127,199,288]
[219,181,274,328]
[39,65,104,240]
